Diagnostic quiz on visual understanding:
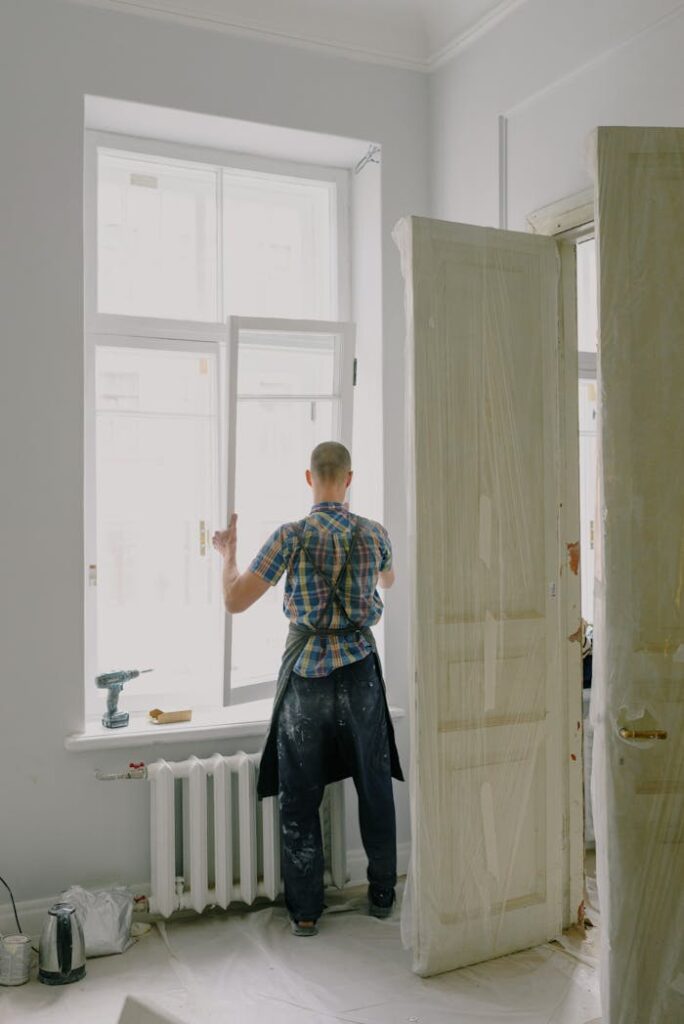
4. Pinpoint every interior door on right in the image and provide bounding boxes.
[593,126,684,1024]
[396,216,582,977]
